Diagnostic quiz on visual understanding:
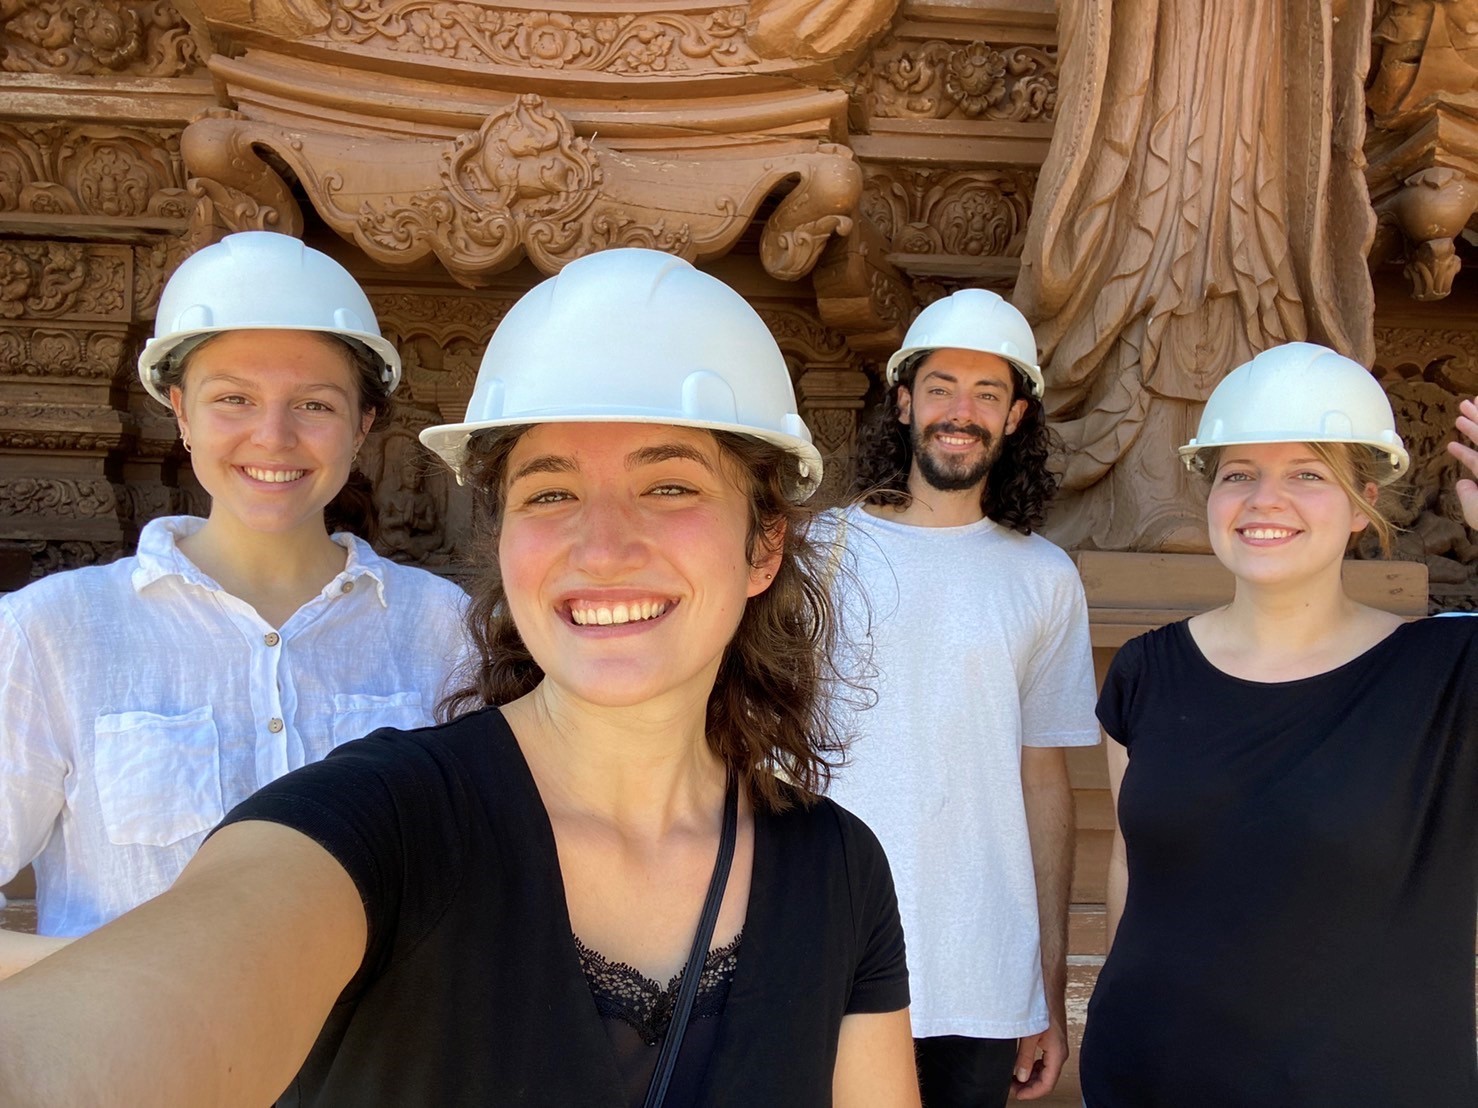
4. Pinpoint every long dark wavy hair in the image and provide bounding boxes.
[162,332,394,543]
[850,351,1060,534]
[438,425,848,813]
